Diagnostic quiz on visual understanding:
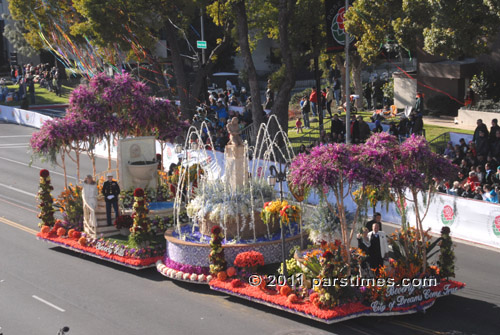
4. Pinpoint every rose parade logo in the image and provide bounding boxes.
[440,205,455,226]
[331,6,355,46]
[491,216,500,238]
